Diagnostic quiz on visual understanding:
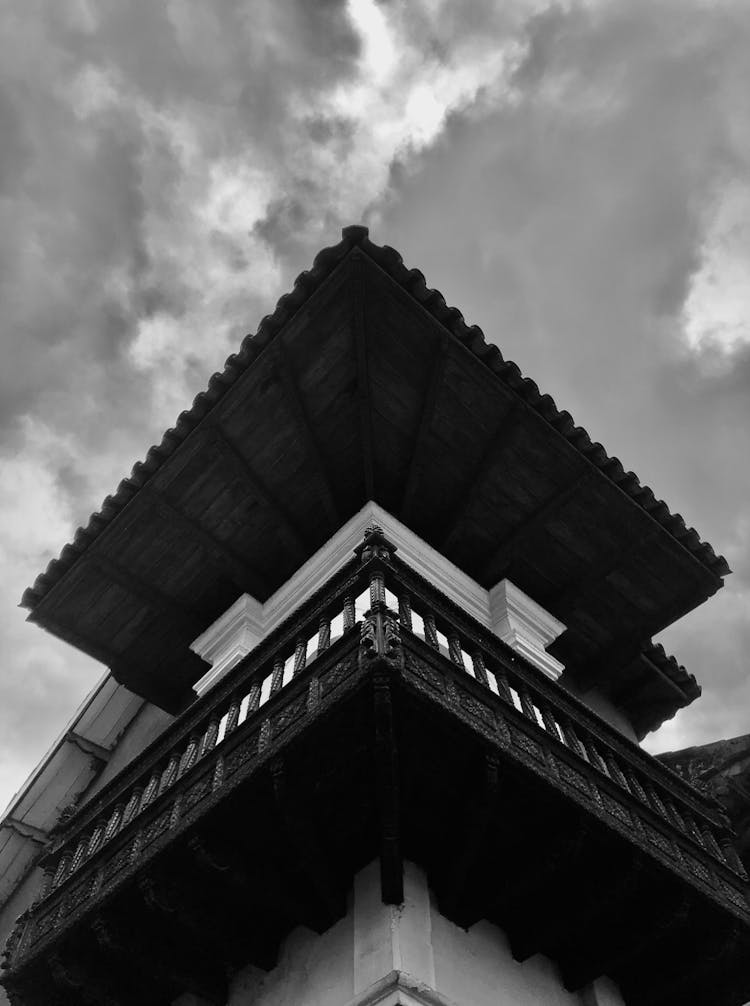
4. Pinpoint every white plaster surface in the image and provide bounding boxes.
[489,579,565,680]
[81,701,174,802]
[228,859,624,1006]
